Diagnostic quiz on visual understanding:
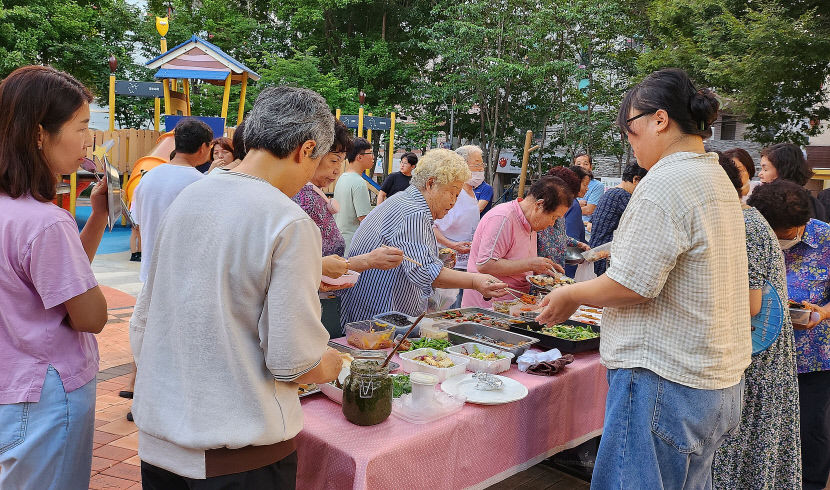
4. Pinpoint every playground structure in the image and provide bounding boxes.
[64,15,403,216]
